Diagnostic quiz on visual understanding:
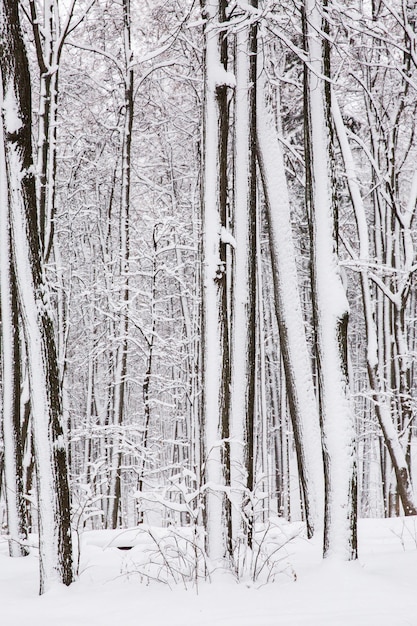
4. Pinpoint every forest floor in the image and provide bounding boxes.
[1,516,417,625]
